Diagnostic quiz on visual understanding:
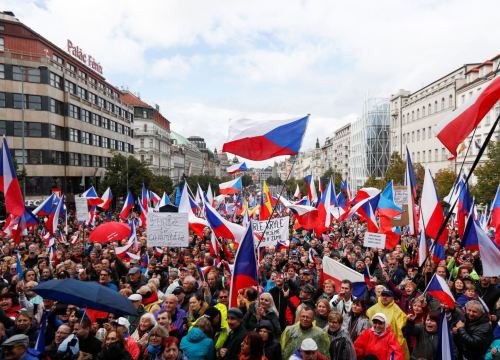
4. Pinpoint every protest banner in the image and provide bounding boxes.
[364,232,386,249]
[393,185,409,226]
[147,212,189,247]
[252,216,289,247]
[75,196,90,223]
